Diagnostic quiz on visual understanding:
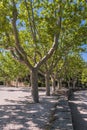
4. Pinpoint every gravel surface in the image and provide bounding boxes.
[0,86,58,130]
[69,90,87,130]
